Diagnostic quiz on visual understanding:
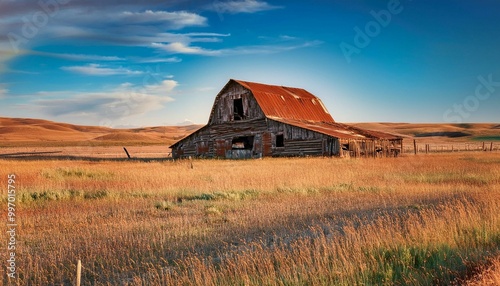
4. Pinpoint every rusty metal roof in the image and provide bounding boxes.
[269,118,401,140]
[234,79,335,123]
[233,80,400,140]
